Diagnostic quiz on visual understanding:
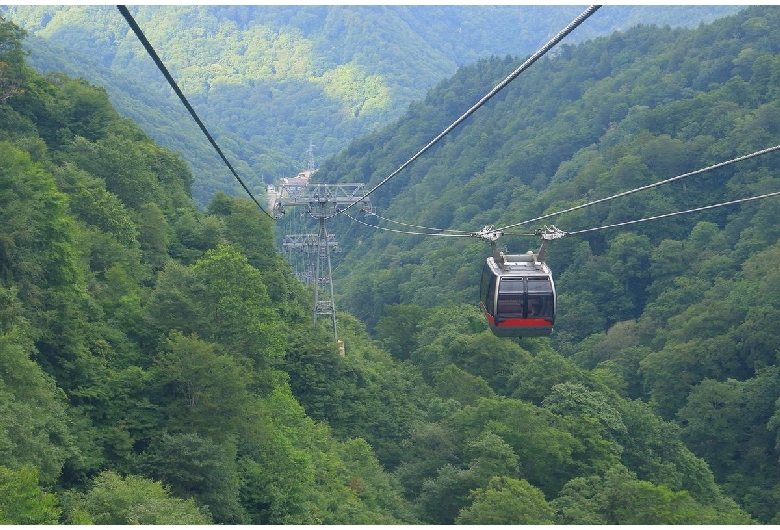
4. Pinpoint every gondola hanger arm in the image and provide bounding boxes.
[472,225,504,242]
[534,225,566,262]
[535,225,567,240]
[473,226,506,265]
